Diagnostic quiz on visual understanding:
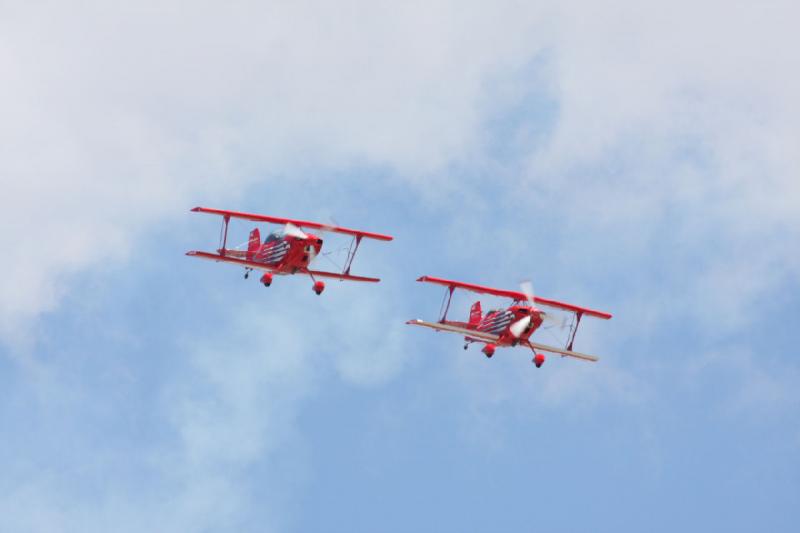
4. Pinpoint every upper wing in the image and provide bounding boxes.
[191,207,393,241]
[186,251,380,283]
[416,276,612,320]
